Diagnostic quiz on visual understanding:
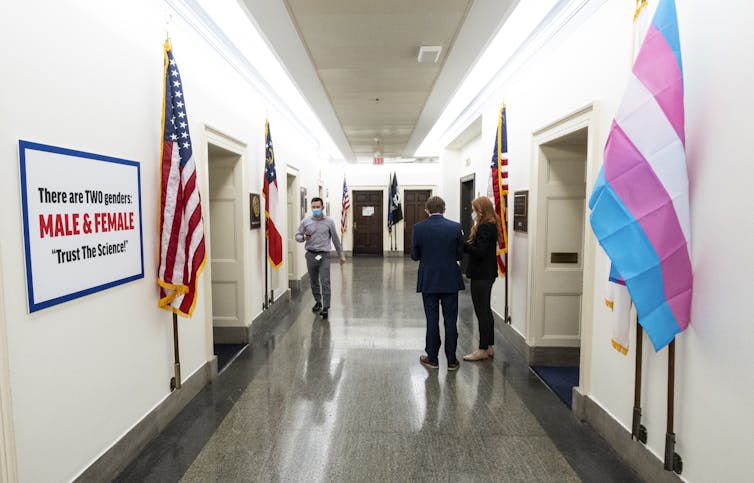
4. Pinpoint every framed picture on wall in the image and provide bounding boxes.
[249,193,261,229]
